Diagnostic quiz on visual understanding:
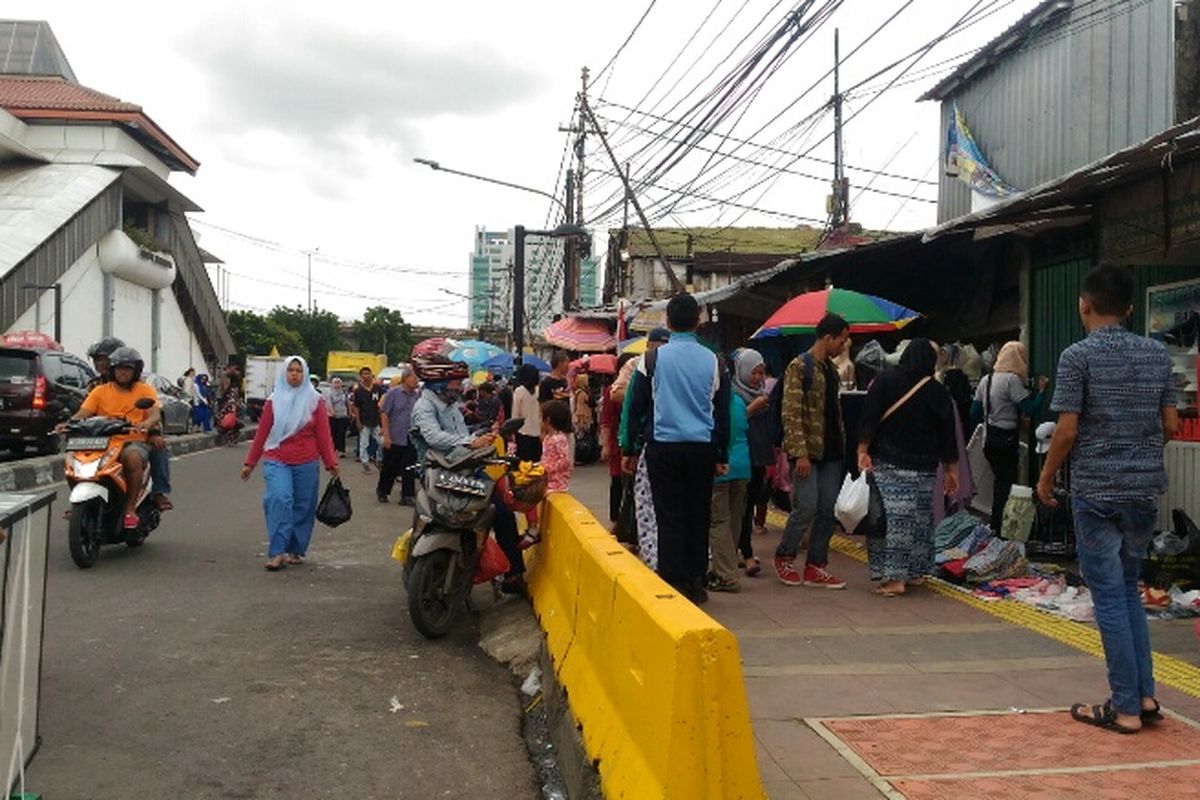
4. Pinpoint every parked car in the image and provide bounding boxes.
[0,347,95,454]
[143,372,192,435]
